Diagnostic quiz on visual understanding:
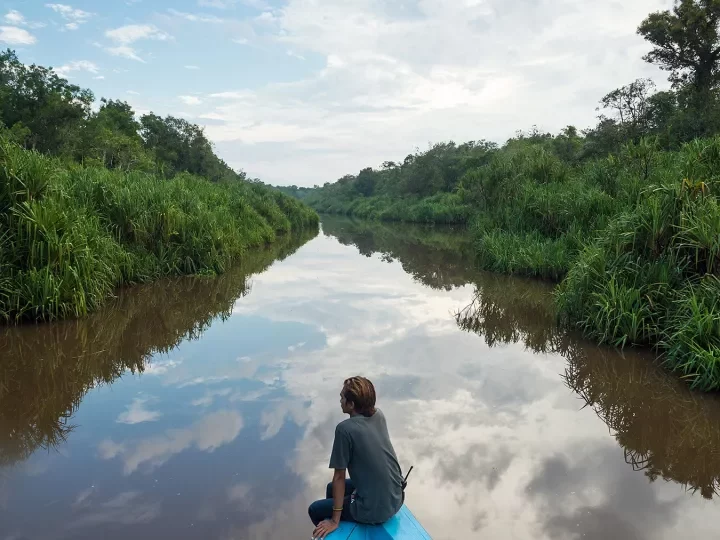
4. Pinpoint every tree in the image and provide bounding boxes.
[598,79,656,140]
[581,119,626,158]
[638,0,720,93]
[139,114,238,181]
[355,167,377,197]
[79,99,154,171]
[95,99,141,138]
[552,126,584,162]
[0,49,93,154]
